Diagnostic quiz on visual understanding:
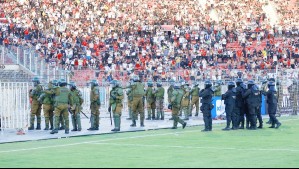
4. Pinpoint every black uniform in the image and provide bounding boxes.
[236,85,246,128]
[263,87,281,128]
[256,90,263,128]
[243,86,261,130]
[199,88,214,131]
[222,88,237,130]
